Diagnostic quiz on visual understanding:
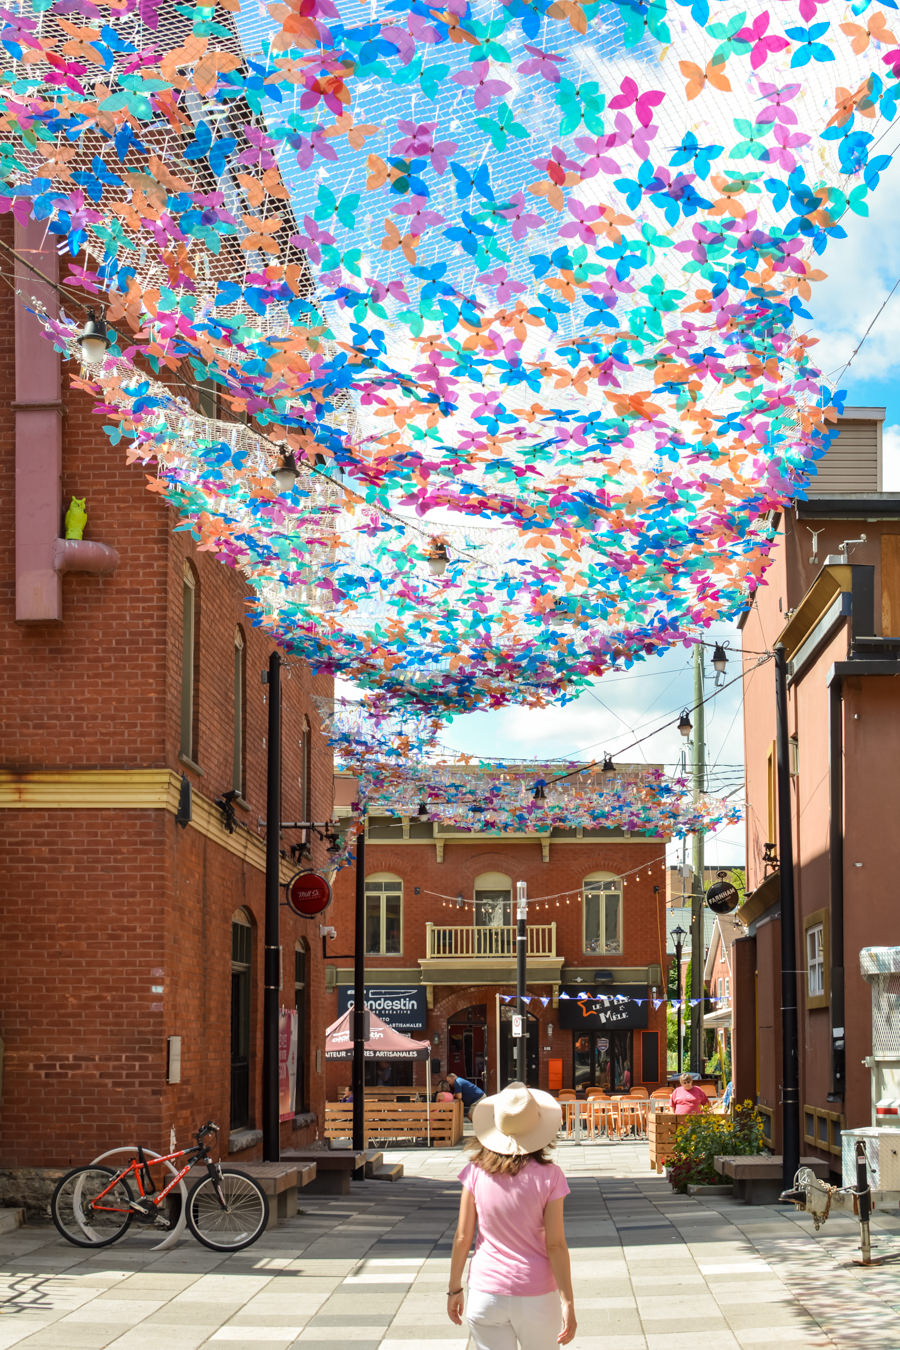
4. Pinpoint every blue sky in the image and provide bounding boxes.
[443,153,900,865]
